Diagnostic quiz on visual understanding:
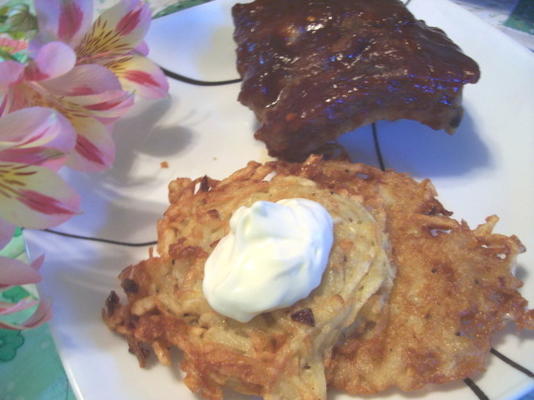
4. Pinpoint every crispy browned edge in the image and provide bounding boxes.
[103,155,532,398]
